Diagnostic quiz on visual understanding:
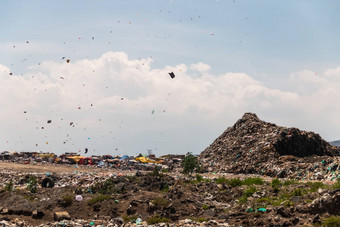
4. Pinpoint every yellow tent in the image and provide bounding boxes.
[135,156,160,164]
[68,156,85,163]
